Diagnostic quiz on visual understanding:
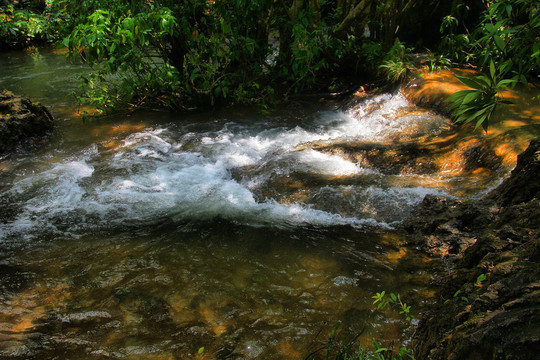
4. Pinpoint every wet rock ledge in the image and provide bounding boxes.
[406,140,540,359]
[0,89,54,155]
